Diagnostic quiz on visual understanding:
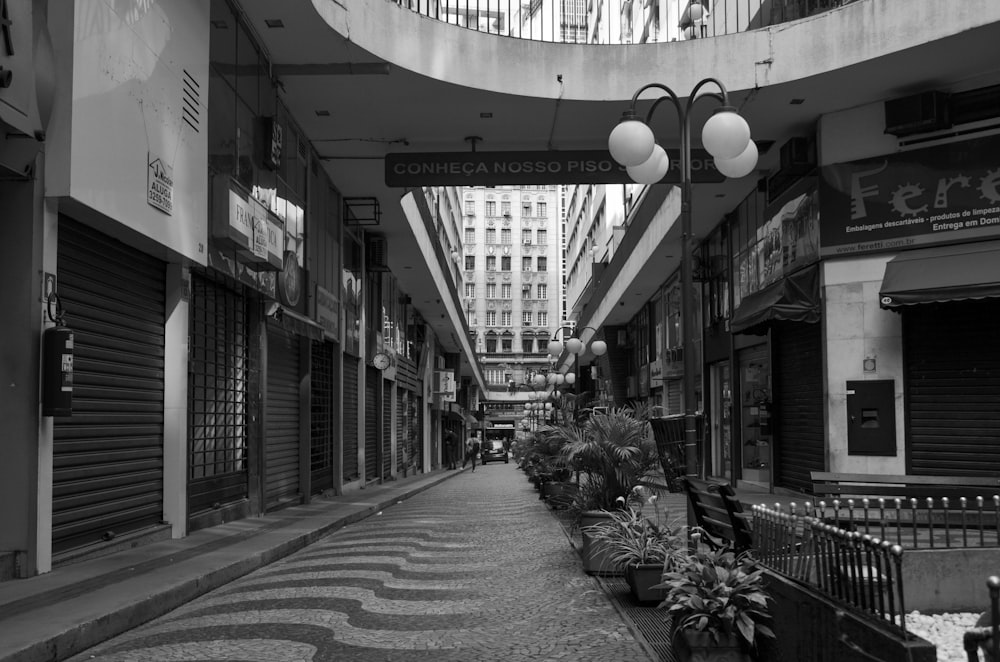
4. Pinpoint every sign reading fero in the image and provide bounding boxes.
[385,149,724,186]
